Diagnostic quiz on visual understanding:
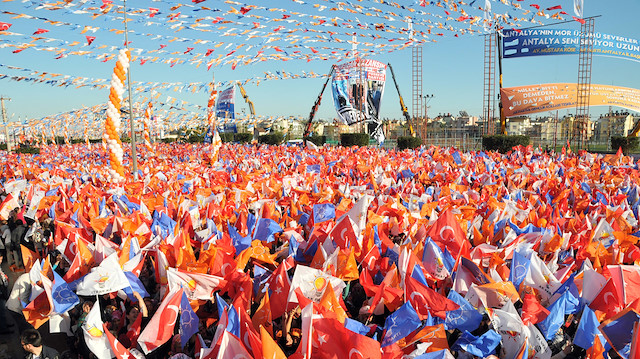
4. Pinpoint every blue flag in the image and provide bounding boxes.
[344,318,370,336]
[122,272,149,302]
[381,302,422,347]
[599,308,640,359]
[509,250,530,289]
[252,218,283,243]
[216,293,229,320]
[228,220,251,252]
[51,271,79,314]
[573,305,602,350]
[150,211,176,239]
[313,203,336,224]
[445,290,482,333]
[226,305,240,338]
[538,290,572,340]
[252,263,271,296]
[180,292,200,348]
[452,330,501,357]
